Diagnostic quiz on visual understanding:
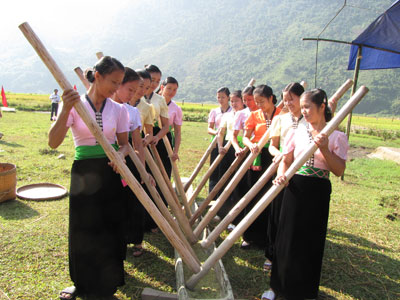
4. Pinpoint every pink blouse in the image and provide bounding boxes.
[233,107,251,130]
[66,95,129,147]
[283,123,349,171]
[208,106,232,130]
[168,100,183,126]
